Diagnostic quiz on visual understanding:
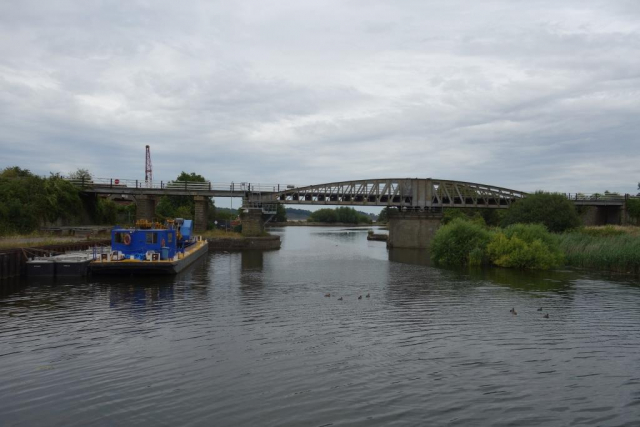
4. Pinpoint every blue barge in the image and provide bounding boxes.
[91,219,208,275]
